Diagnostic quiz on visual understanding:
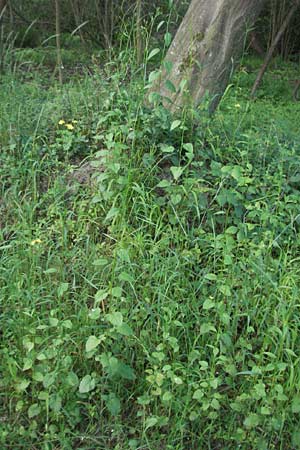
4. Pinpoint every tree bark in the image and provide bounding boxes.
[151,0,266,114]
[251,0,300,98]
